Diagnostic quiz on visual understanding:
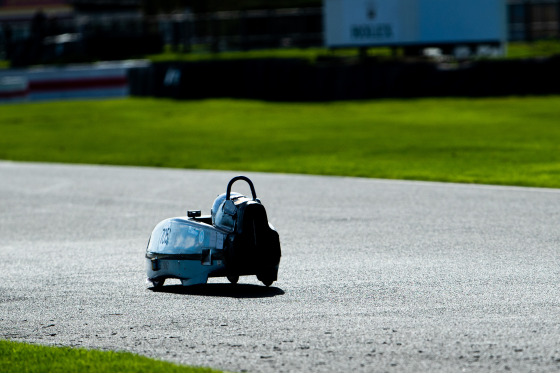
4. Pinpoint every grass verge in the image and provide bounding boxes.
[0,340,219,372]
[146,41,560,63]
[146,46,390,63]
[1,96,559,188]
[507,40,560,59]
